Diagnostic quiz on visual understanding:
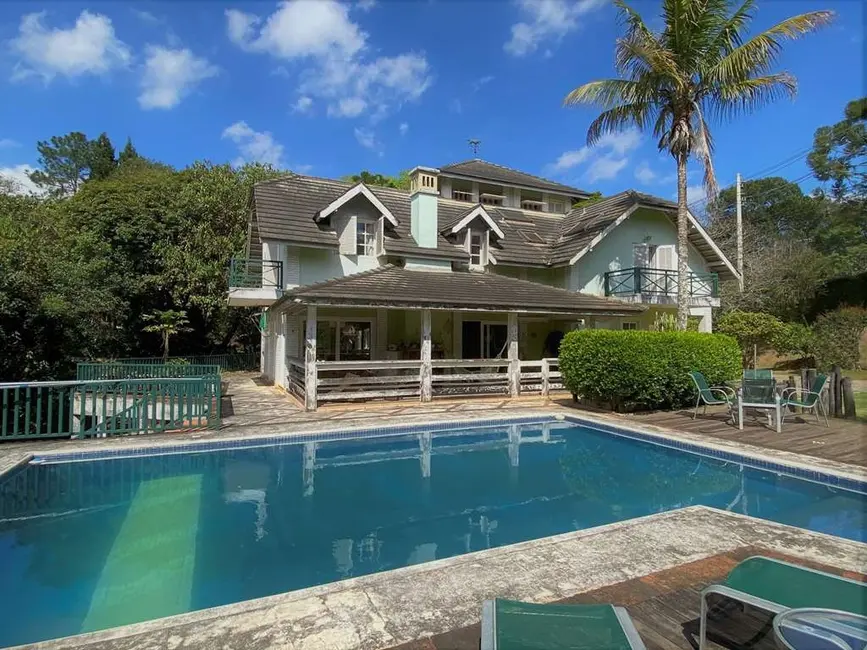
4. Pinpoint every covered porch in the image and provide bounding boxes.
[262,265,644,411]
